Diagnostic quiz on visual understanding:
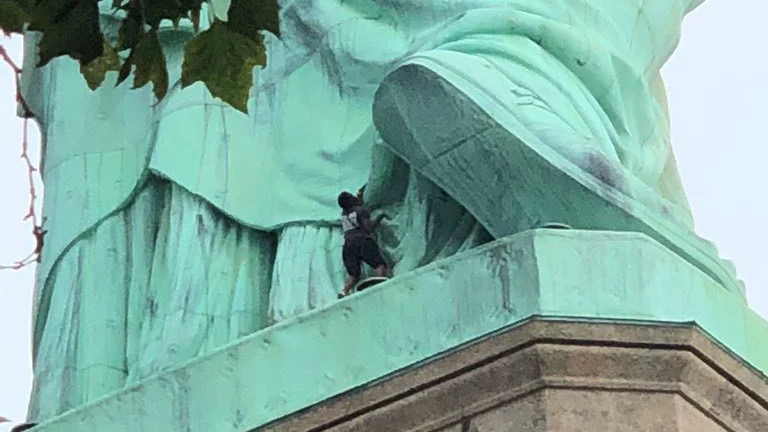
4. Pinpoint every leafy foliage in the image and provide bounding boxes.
[118,29,169,100]
[228,0,279,39]
[0,0,32,35]
[28,0,104,66]
[0,0,280,113]
[181,21,264,112]
[80,40,121,90]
